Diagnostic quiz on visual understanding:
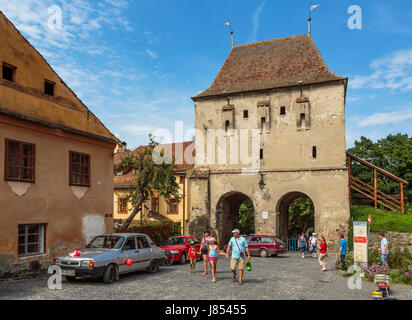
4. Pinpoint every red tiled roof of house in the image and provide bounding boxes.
[193,34,344,99]
[113,141,195,187]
